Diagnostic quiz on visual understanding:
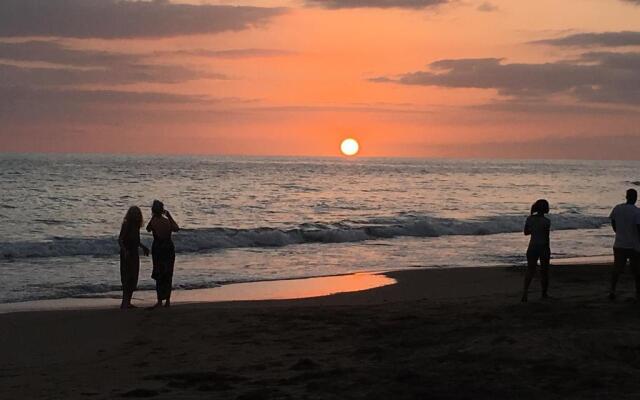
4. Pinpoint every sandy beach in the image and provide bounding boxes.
[3,262,640,399]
